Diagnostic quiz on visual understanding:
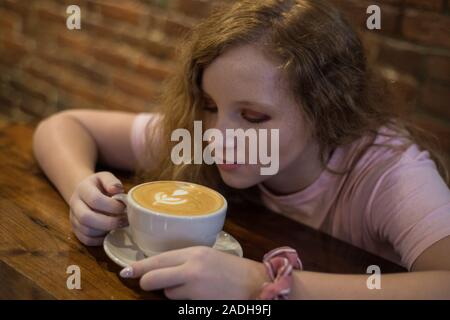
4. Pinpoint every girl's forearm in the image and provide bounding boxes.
[32,112,97,203]
[290,270,450,299]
